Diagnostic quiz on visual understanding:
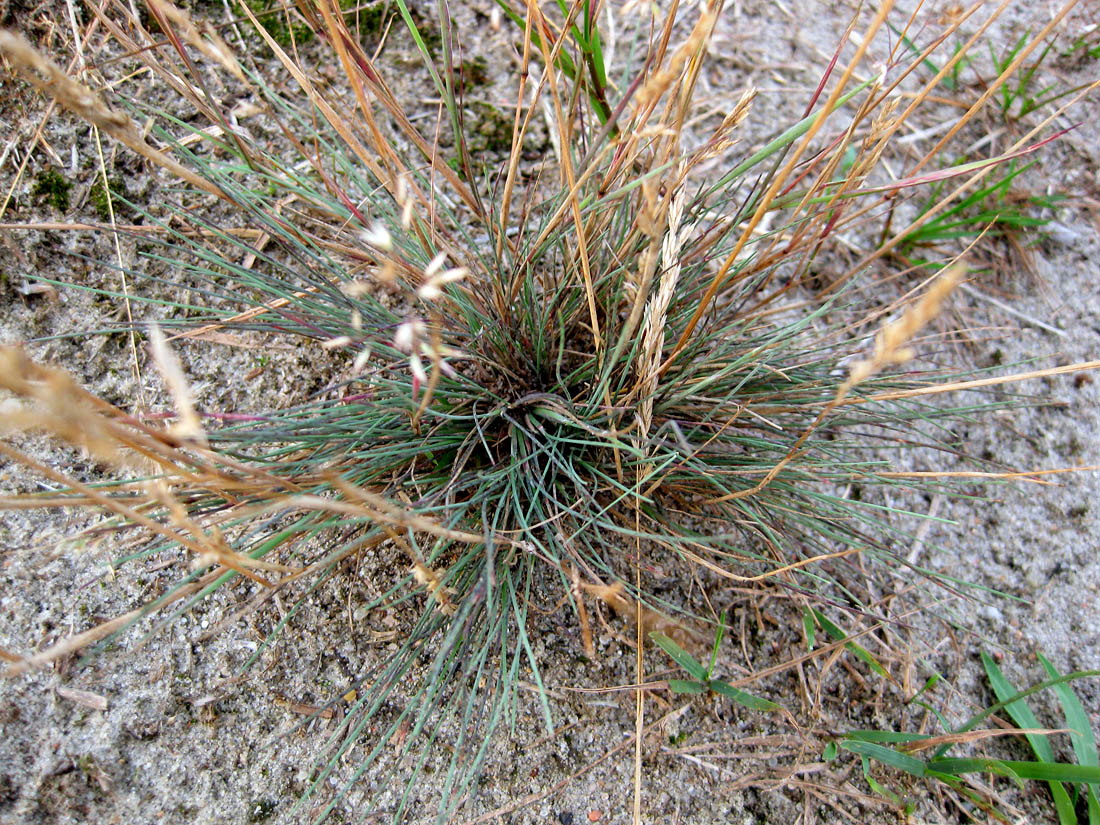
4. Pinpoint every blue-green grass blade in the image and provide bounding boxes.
[707,79,875,193]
